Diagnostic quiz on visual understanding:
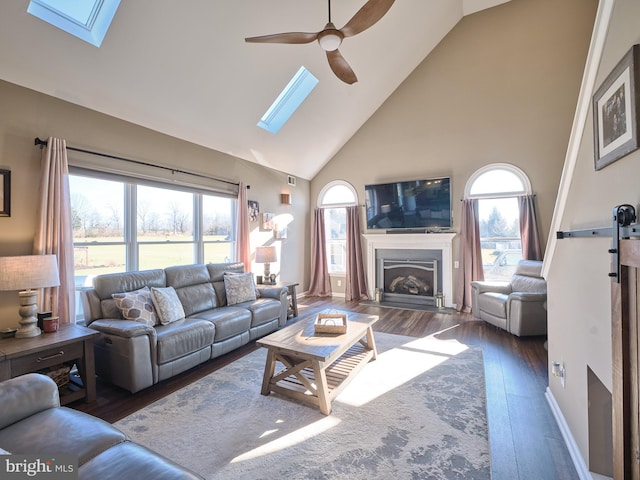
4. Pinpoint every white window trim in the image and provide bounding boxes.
[464,163,532,199]
[317,180,358,207]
